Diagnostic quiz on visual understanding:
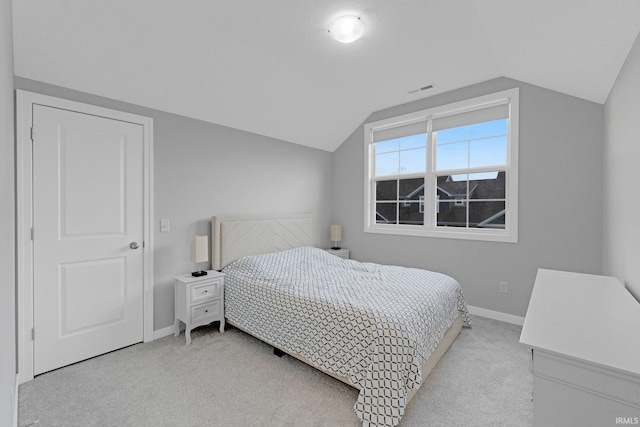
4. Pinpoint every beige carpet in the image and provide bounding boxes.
[19,315,532,426]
